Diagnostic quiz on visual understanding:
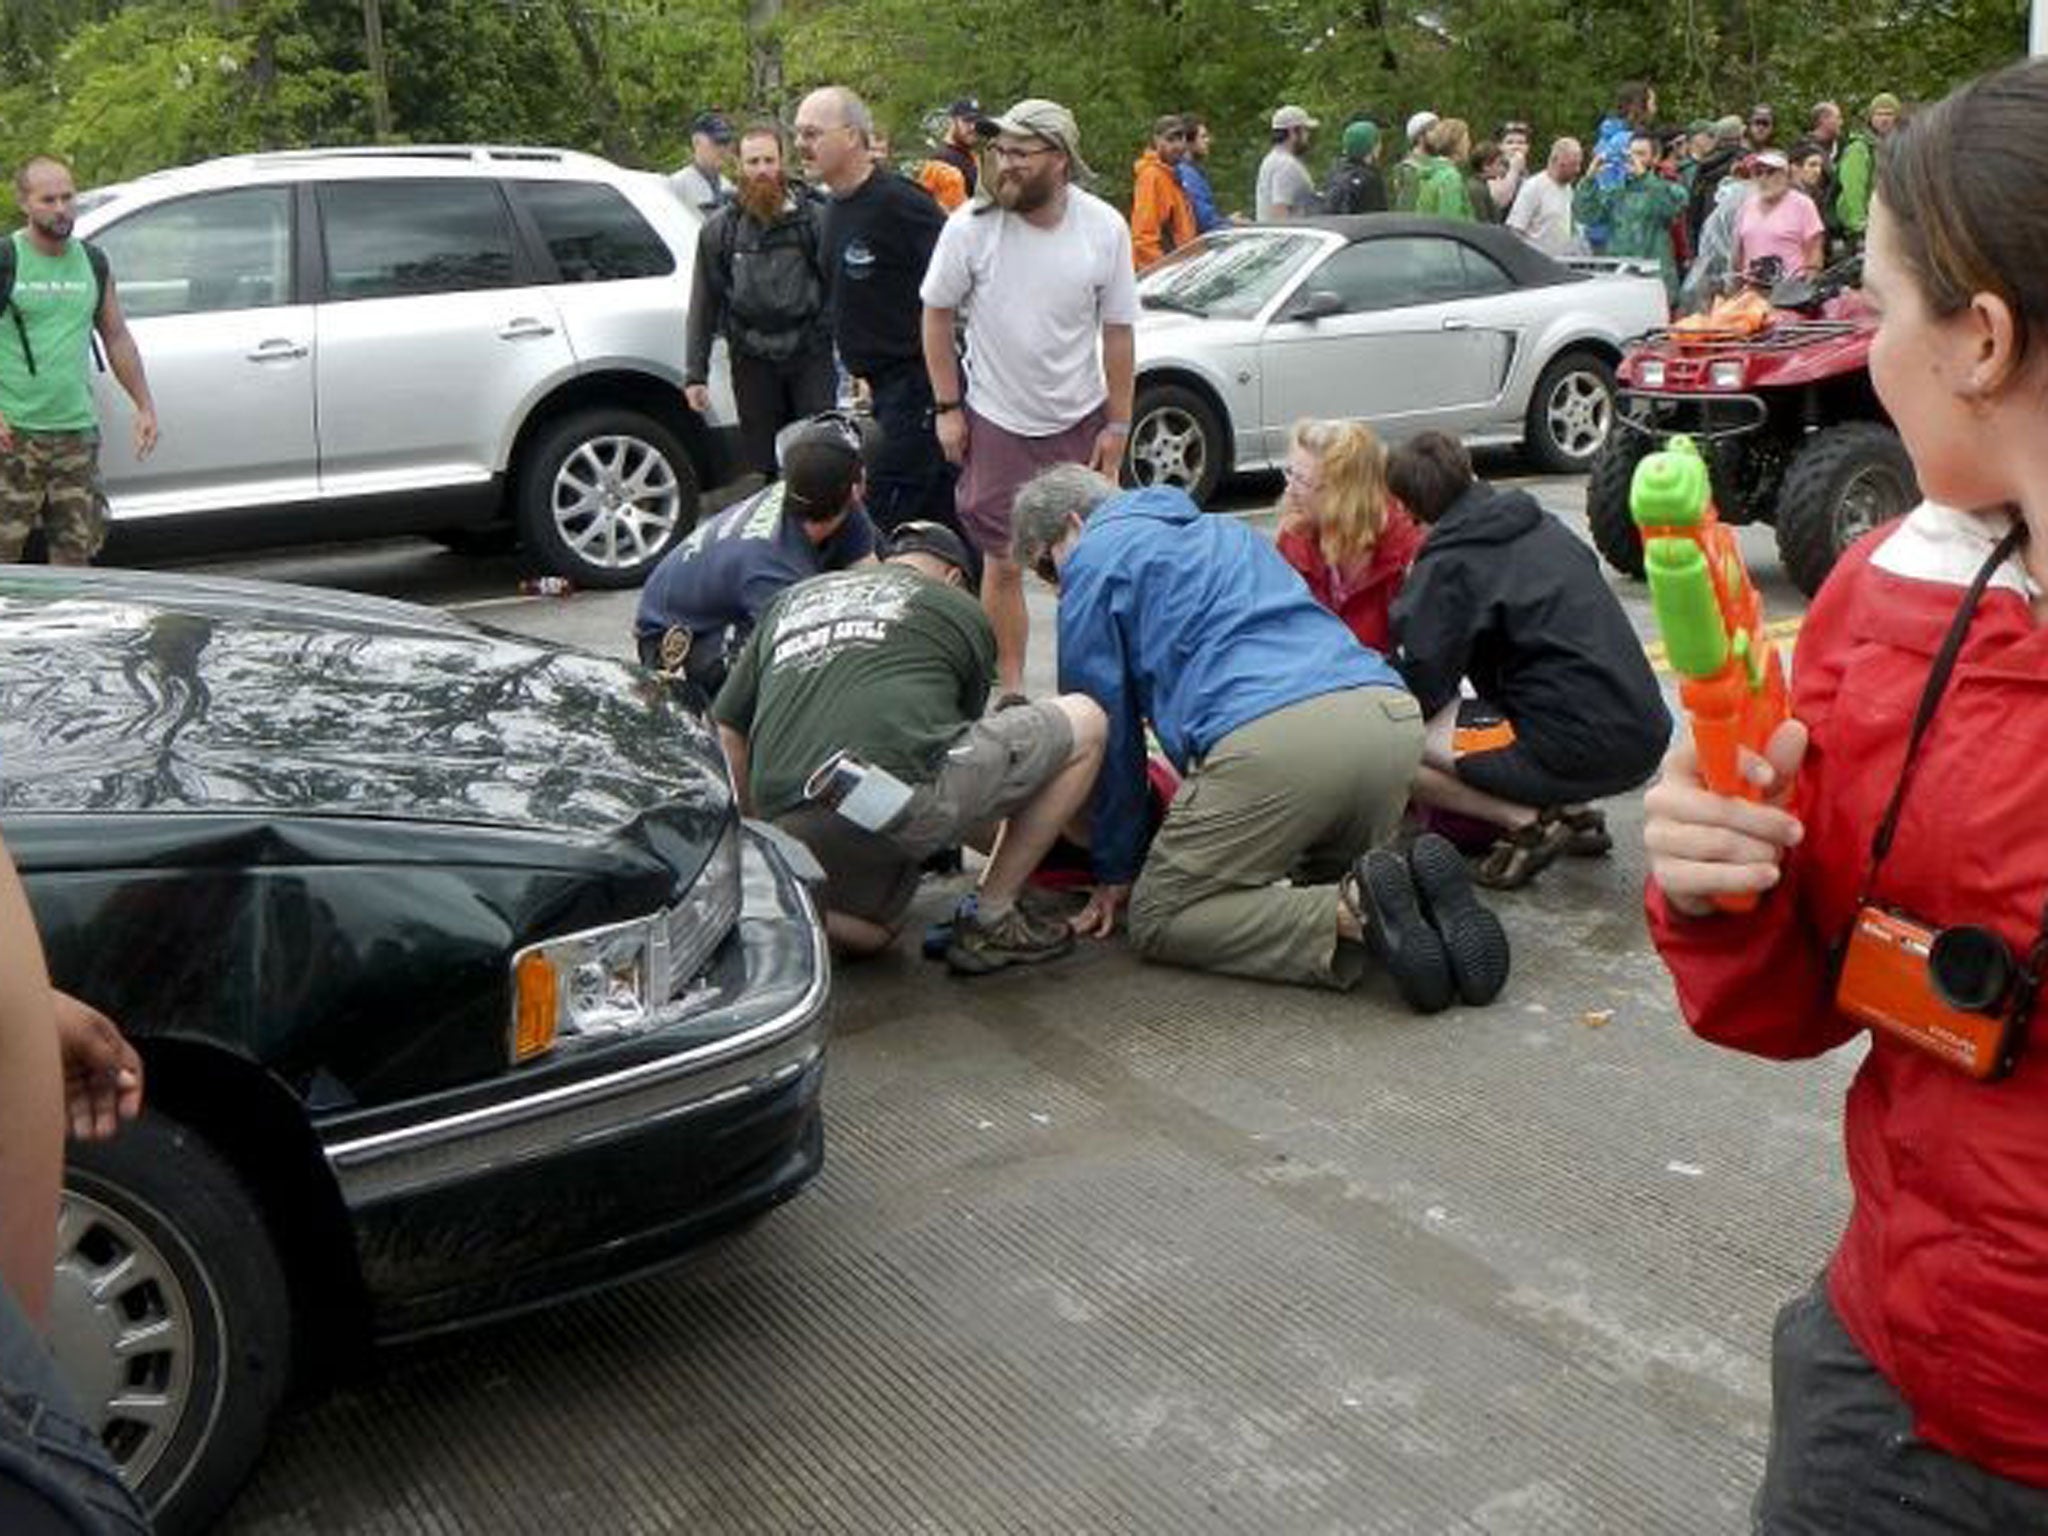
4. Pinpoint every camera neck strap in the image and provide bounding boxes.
[1861,522,2026,889]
